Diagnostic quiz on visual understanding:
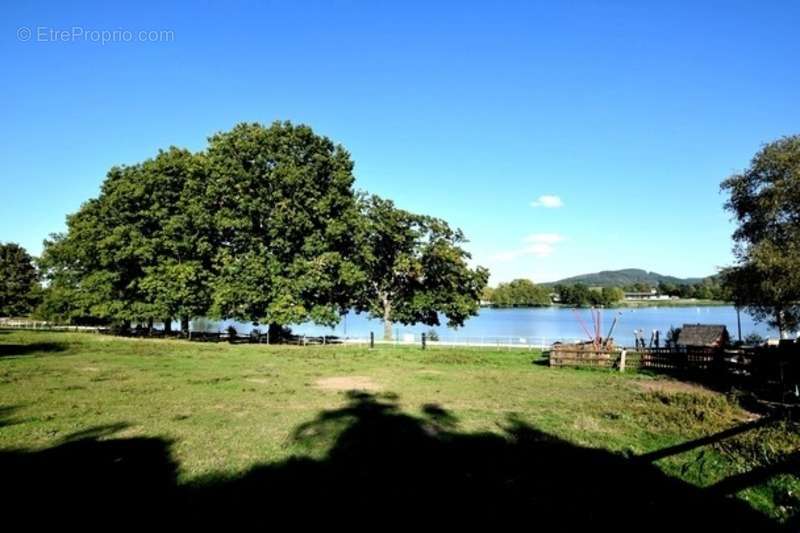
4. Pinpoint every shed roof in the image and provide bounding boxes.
[677,324,728,347]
